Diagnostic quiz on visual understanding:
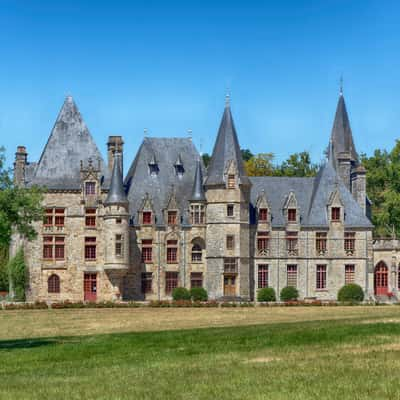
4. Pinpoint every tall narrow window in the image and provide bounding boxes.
[141,239,153,262]
[85,208,96,227]
[167,211,177,225]
[258,264,268,288]
[141,272,153,293]
[227,174,235,189]
[190,204,205,224]
[288,208,297,222]
[259,208,268,222]
[191,244,202,262]
[287,265,298,288]
[331,207,341,221]
[226,235,234,250]
[227,204,234,217]
[167,240,178,263]
[190,272,203,288]
[43,236,53,259]
[345,265,355,285]
[115,234,124,257]
[54,208,65,227]
[257,231,269,255]
[165,271,178,294]
[85,237,97,260]
[316,265,327,290]
[344,232,355,254]
[286,232,298,255]
[48,274,60,294]
[54,237,65,260]
[316,232,327,254]
[142,211,152,225]
[85,181,96,195]
[44,208,53,226]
